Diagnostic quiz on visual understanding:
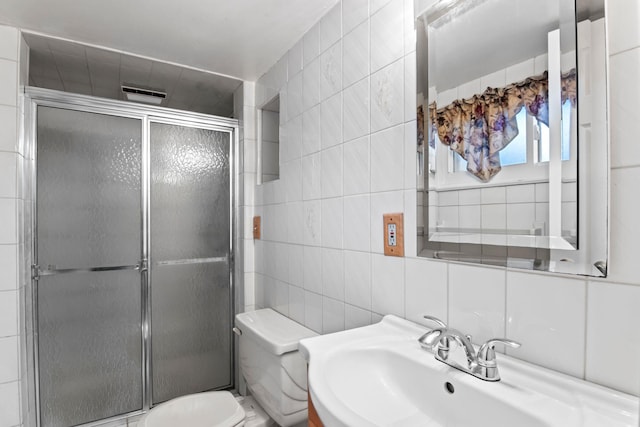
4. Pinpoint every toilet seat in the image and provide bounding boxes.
[138,391,245,427]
